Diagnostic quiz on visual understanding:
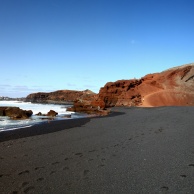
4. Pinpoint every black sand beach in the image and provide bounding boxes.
[0,107,194,194]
